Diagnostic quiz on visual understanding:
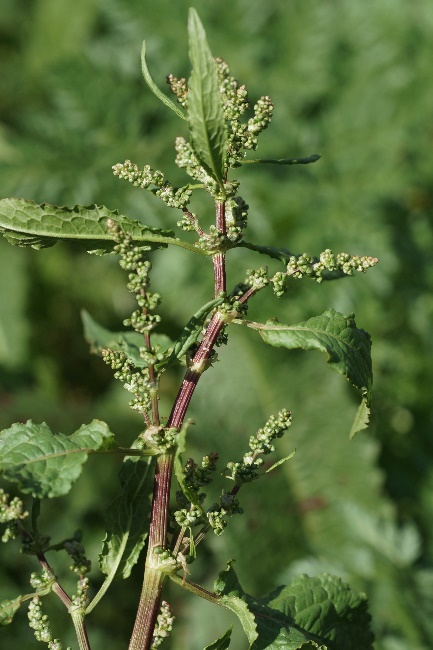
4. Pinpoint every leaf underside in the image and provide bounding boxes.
[99,455,154,580]
[0,198,176,254]
[254,309,373,436]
